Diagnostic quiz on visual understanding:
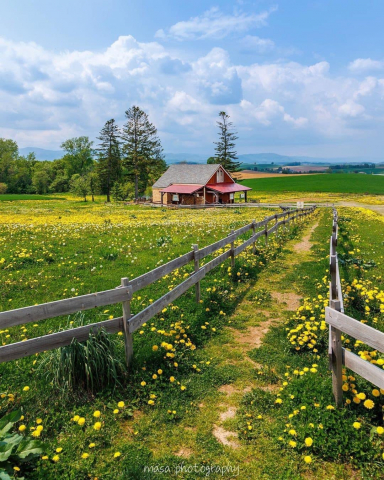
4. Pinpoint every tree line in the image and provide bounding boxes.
[0,109,240,201]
